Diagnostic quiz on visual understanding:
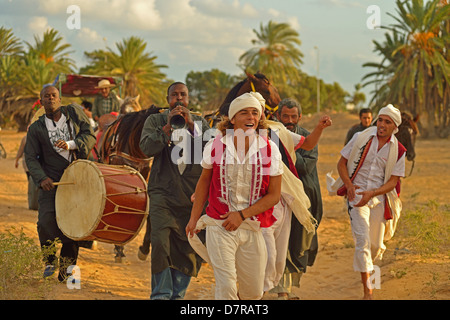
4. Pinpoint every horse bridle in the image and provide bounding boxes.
[249,81,278,118]
[405,160,415,178]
